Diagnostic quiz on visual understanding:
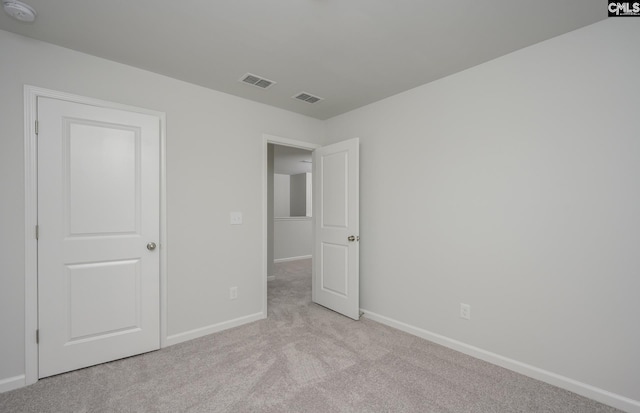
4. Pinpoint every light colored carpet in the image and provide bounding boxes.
[0,258,621,412]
